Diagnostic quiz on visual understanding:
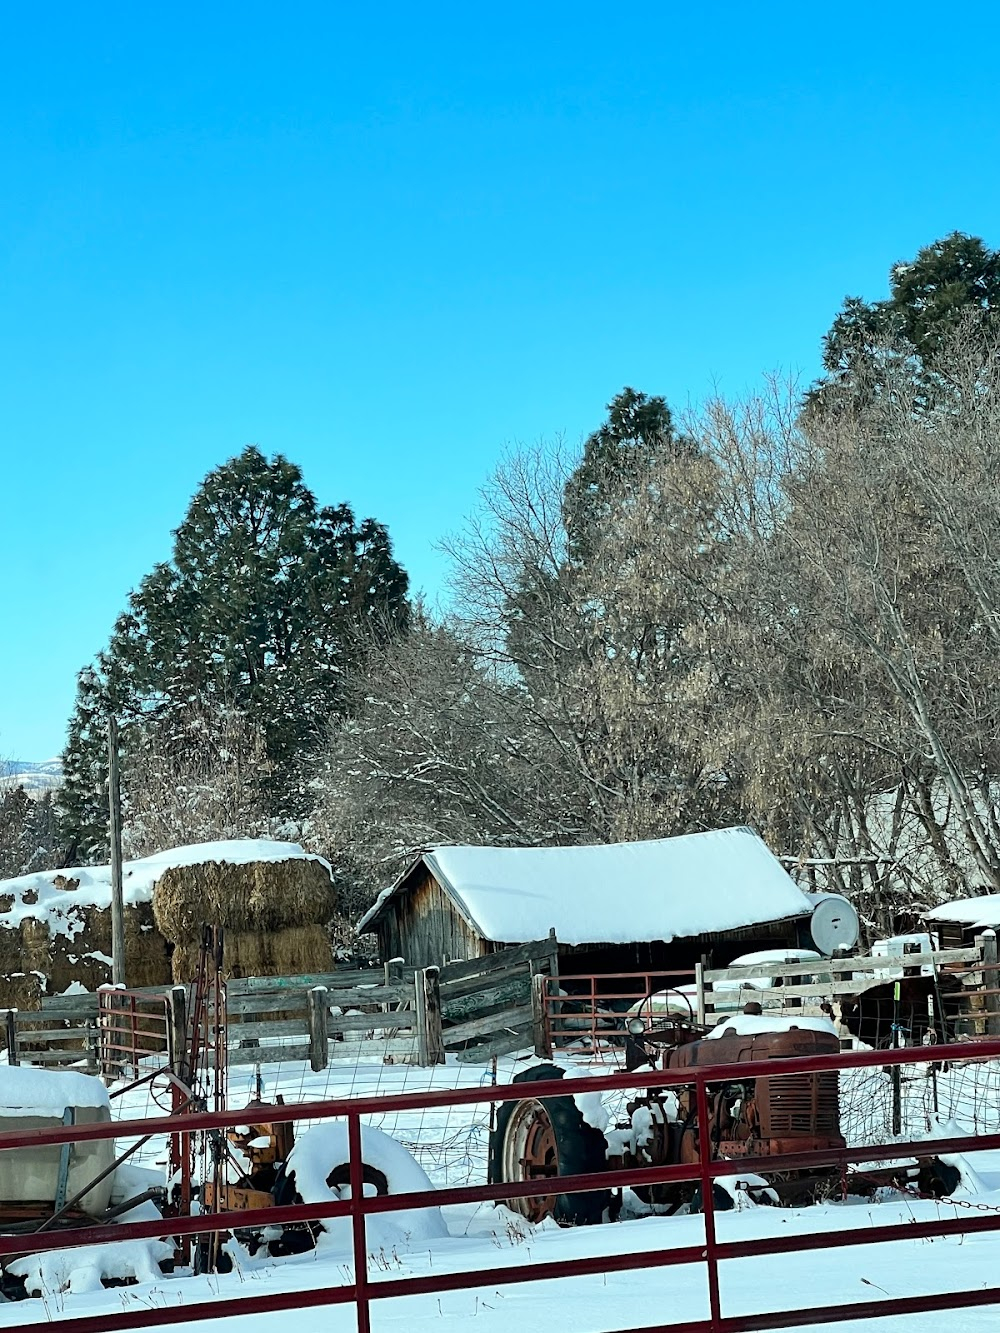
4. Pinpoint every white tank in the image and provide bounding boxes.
[0,1068,116,1217]
[803,892,860,955]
